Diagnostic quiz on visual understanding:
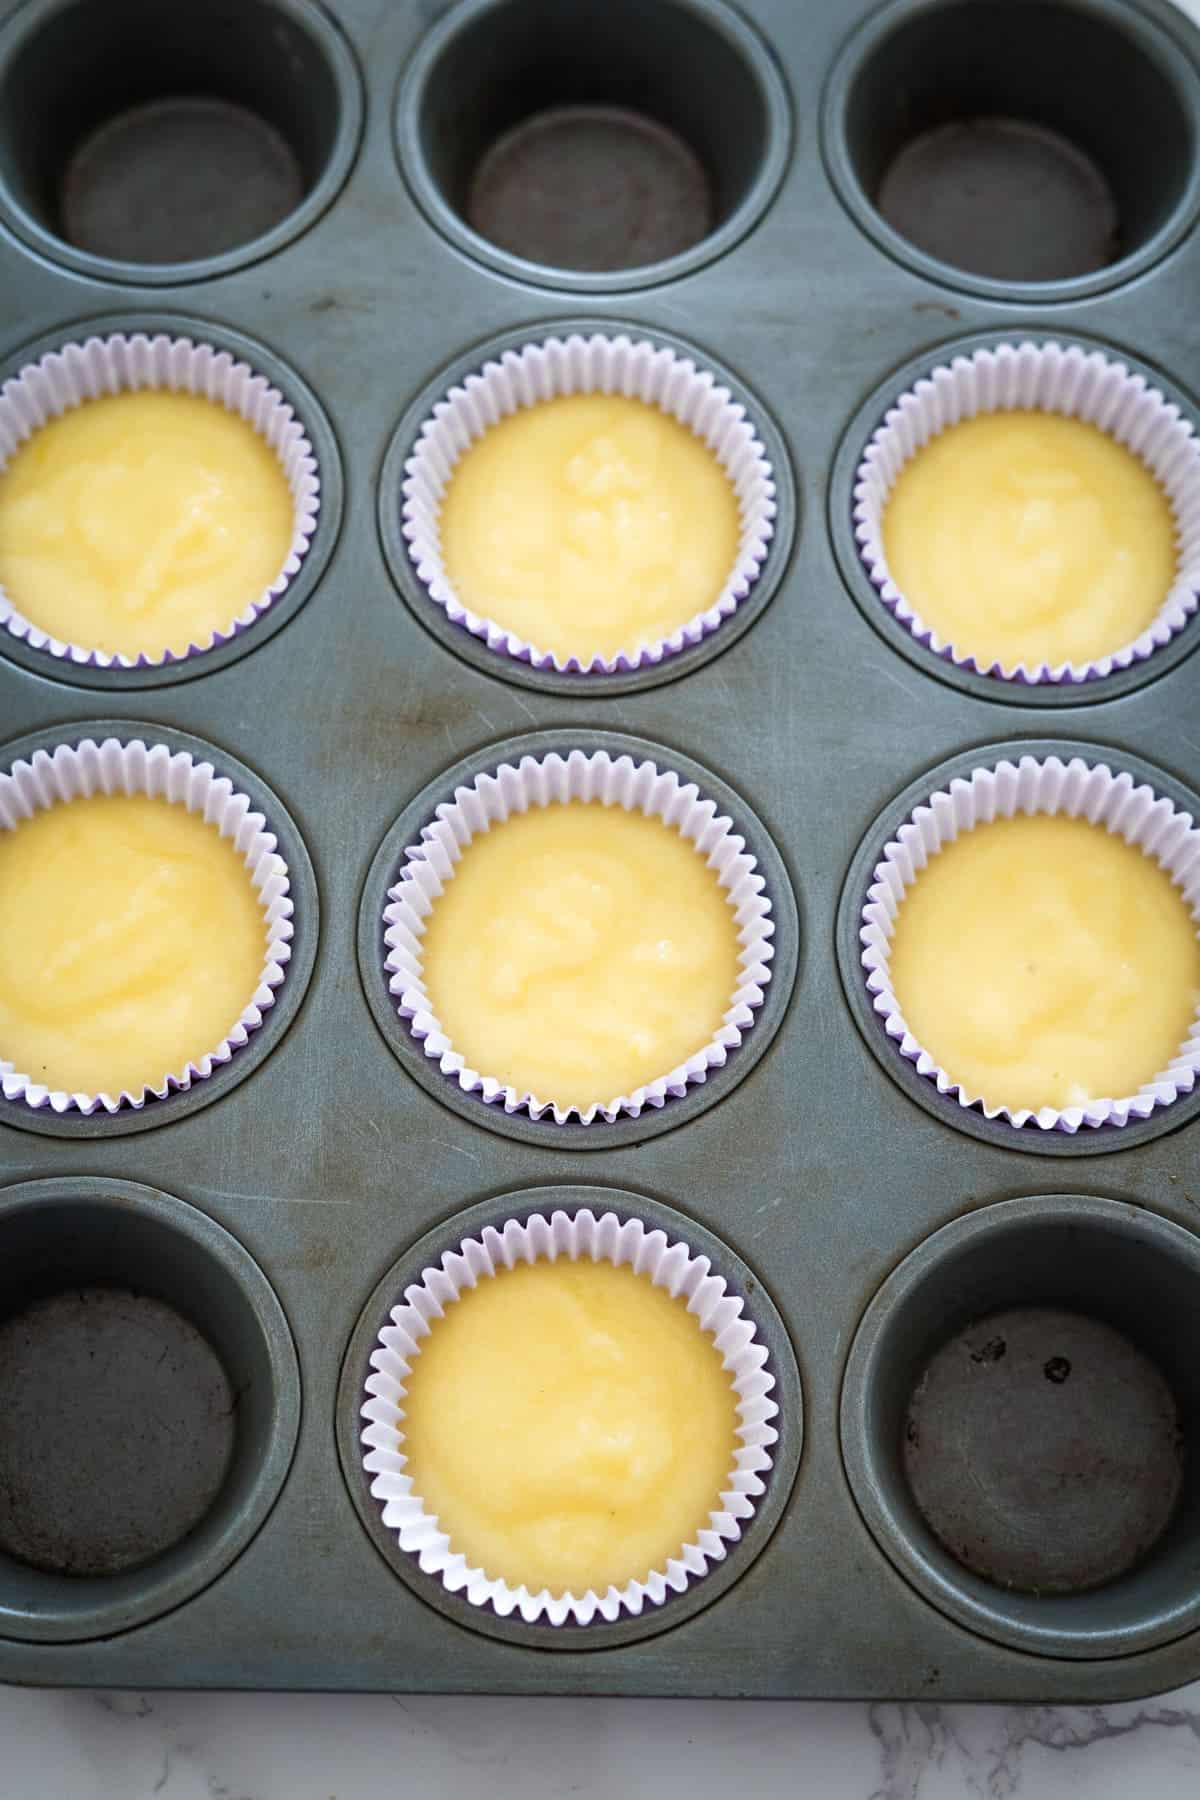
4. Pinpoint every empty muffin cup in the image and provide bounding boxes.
[853,339,1200,686]
[0,1176,299,1643]
[356,1195,786,1637]
[822,0,1200,297]
[0,731,295,1119]
[379,743,775,1126]
[0,0,362,281]
[395,0,789,289]
[0,329,321,672]
[841,1194,1200,1658]
[398,329,777,677]
[858,748,1200,1136]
